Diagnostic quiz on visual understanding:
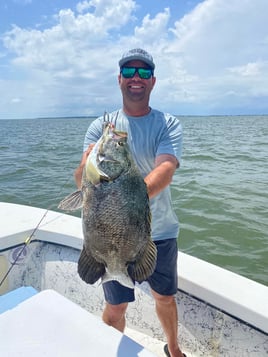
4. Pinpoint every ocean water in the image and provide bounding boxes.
[0,115,267,286]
